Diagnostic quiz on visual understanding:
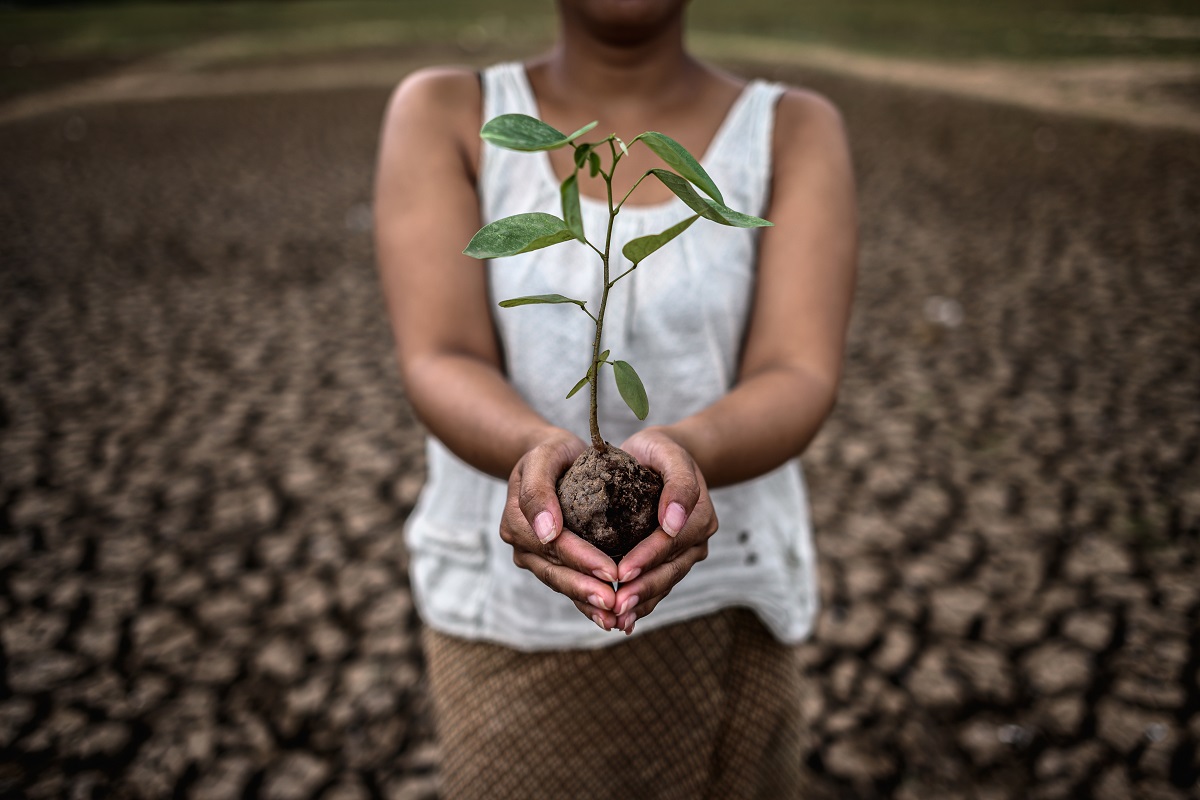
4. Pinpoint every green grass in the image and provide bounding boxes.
[1,0,1198,99]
